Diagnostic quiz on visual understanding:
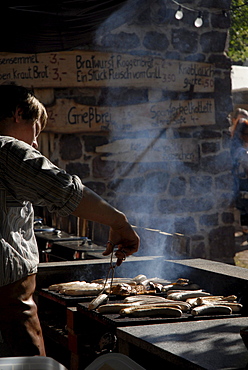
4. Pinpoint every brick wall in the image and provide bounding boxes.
[37,0,234,261]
